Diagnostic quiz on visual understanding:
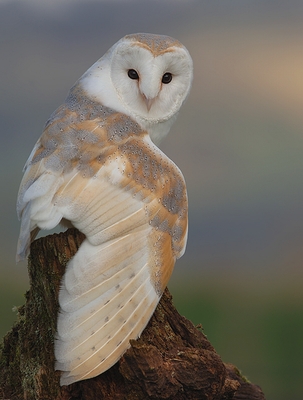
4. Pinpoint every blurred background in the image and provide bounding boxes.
[1,1,302,398]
